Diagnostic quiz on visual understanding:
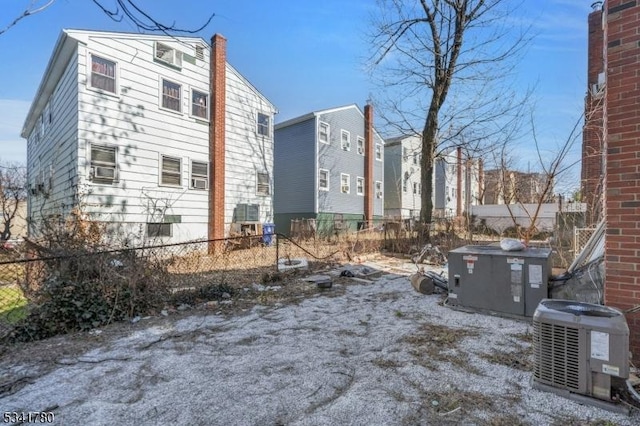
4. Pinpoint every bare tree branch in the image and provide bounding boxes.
[0,0,54,35]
